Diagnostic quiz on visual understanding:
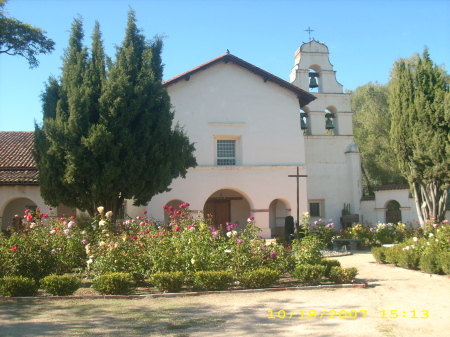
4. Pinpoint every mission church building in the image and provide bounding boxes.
[145,40,363,238]
[3,40,432,236]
